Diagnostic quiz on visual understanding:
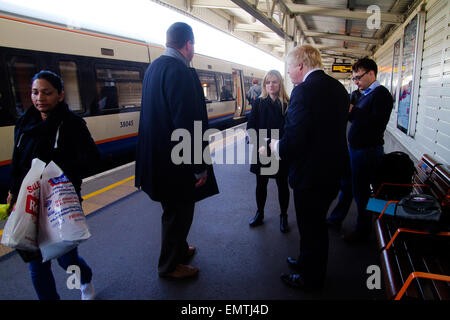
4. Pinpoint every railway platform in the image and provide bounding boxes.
[0,124,384,300]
